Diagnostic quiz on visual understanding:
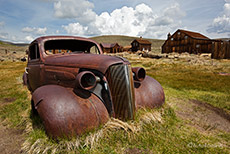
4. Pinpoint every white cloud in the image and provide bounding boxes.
[163,3,186,19]
[22,27,34,33]
[208,1,230,34]
[22,27,47,35]
[36,27,47,35]
[0,32,8,39]
[25,36,34,42]
[0,33,23,43]
[62,23,88,35]
[62,3,186,39]
[54,0,94,19]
